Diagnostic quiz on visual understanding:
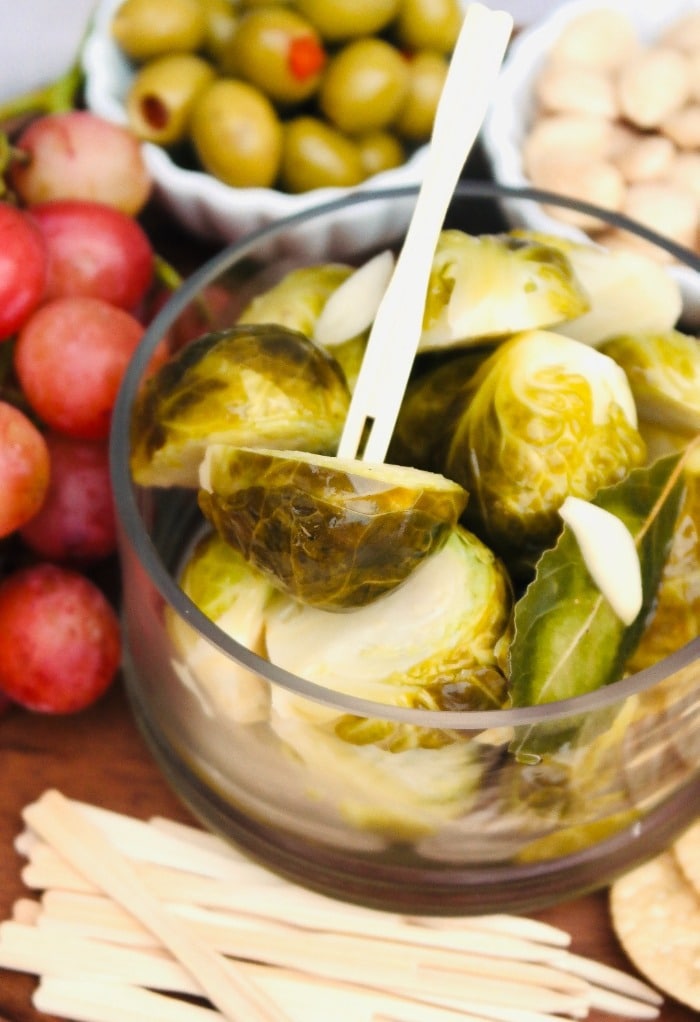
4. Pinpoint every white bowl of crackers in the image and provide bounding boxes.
[481,0,700,325]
